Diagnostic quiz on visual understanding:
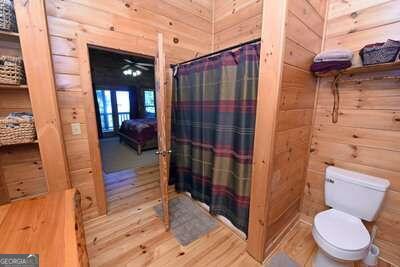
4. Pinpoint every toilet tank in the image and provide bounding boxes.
[325,166,390,221]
